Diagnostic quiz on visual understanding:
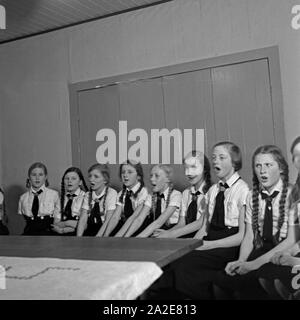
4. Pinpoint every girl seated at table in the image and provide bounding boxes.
[214,145,298,299]
[18,162,61,235]
[77,164,117,237]
[253,138,300,299]
[52,167,88,235]
[123,164,182,238]
[153,150,211,239]
[98,160,148,237]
